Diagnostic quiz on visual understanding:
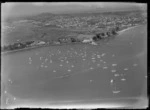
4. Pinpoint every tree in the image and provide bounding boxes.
[92,35,99,41]
[111,29,117,35]
[25,41,34,46]
[70,37,77,43]
[115,26,120,31]
[13,43,19,49]
[15,43,26,49]
[106,32,111,37]
[8,44,15,50]
[58,37,66,43]
[101,33,105,36]
[96,33,102,39]
[2,45,9,51]
[74,38,82,42]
